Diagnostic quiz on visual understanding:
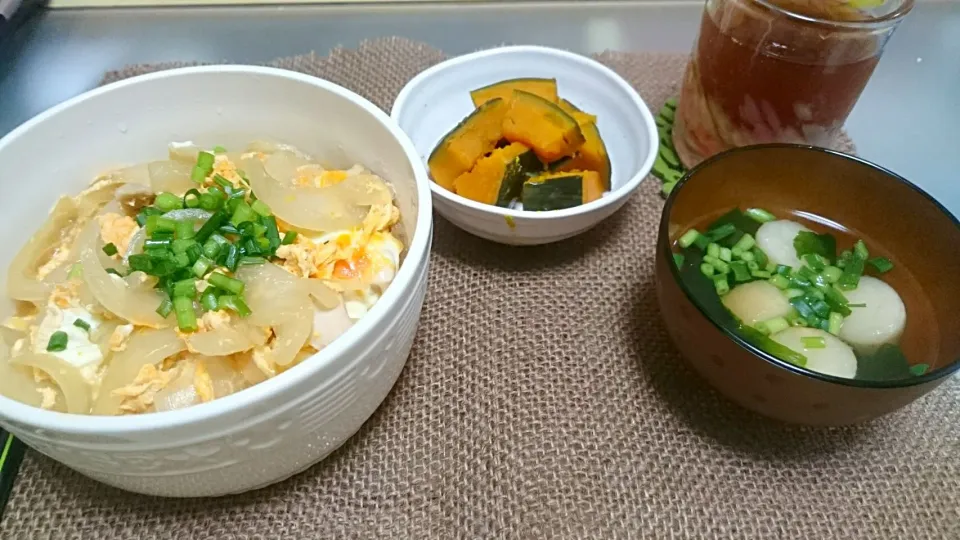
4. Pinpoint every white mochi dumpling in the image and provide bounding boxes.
[722,280,793,326]
[771,327,858,379]
[755,219,811,269]
[839,276,906,354]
